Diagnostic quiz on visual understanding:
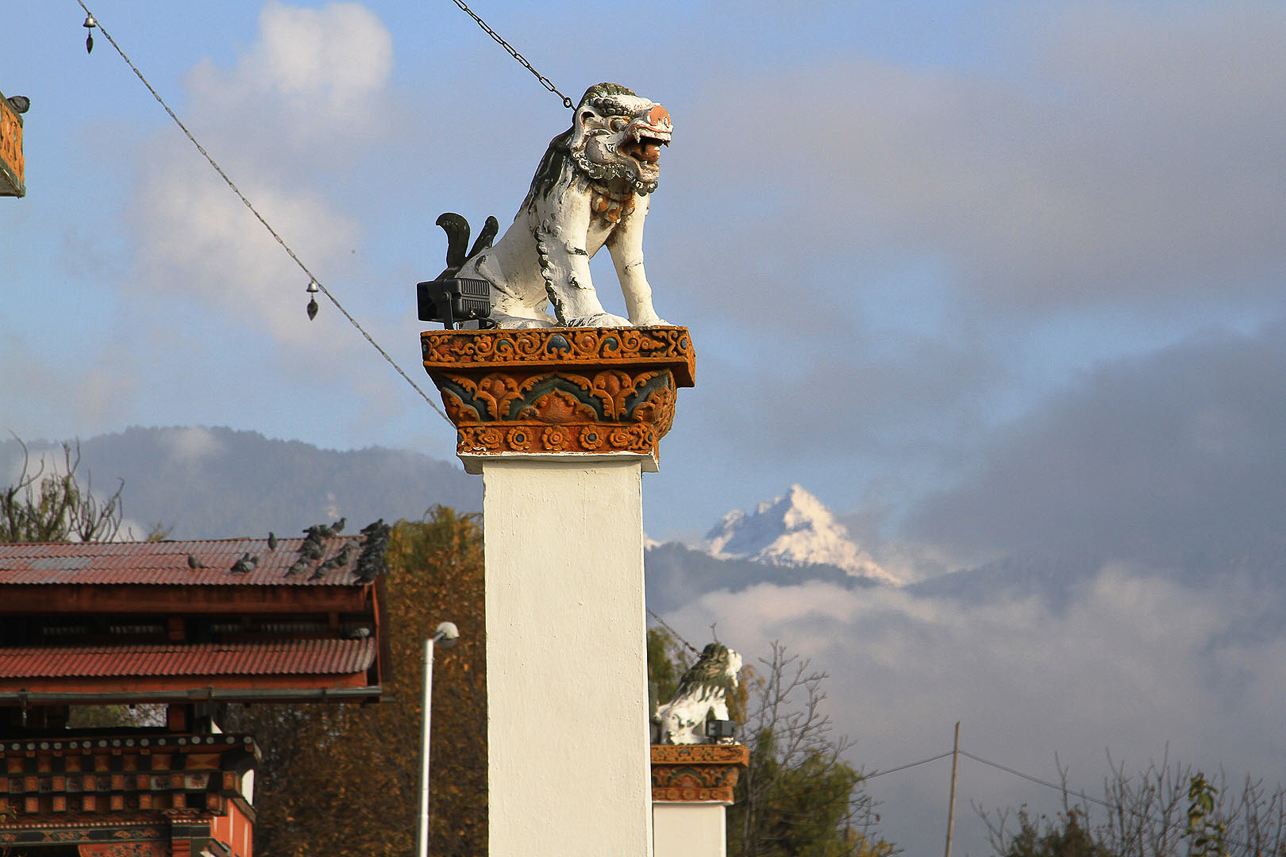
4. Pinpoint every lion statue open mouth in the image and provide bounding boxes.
[436,83,673,329]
